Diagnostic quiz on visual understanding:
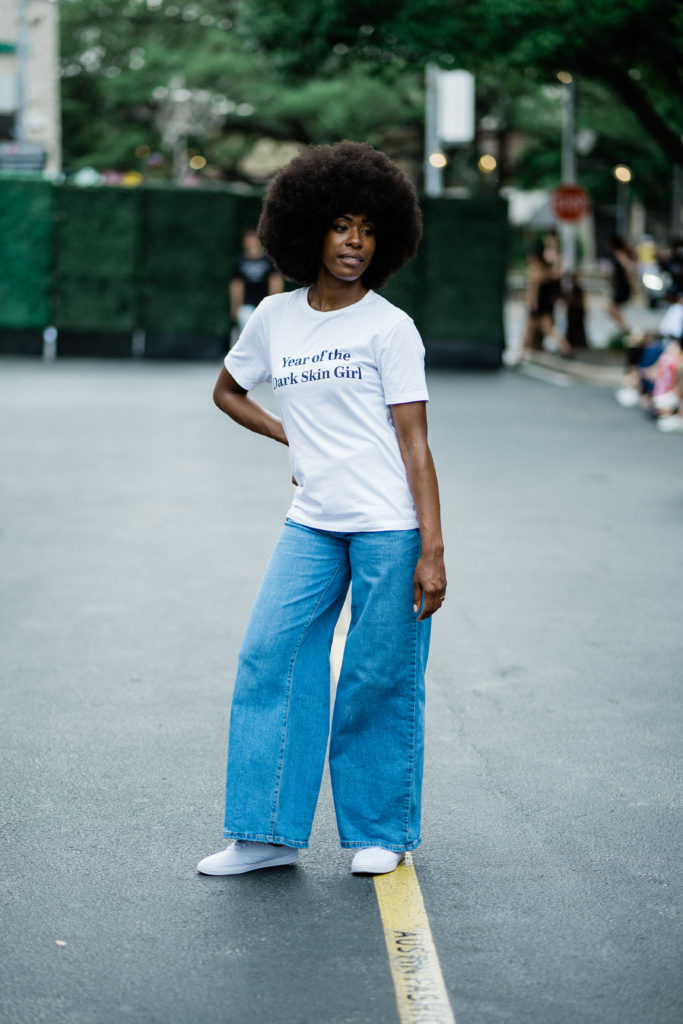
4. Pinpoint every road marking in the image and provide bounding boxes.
[519,363,573,388]
[331,605,455,1023]
[374,856,456,1024]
